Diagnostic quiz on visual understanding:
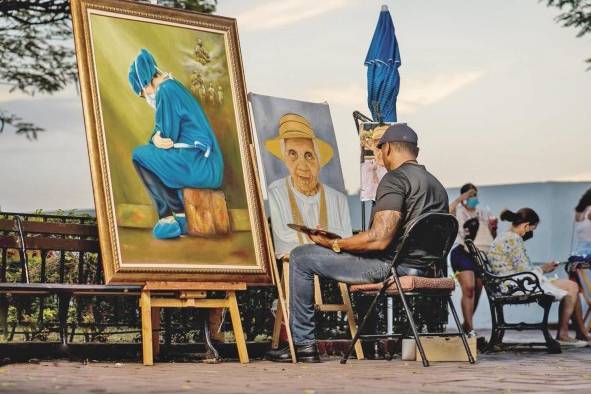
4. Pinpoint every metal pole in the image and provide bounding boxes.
[386,297,393,335]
